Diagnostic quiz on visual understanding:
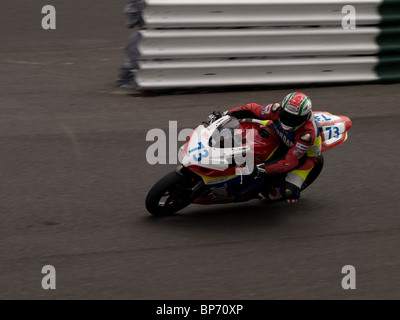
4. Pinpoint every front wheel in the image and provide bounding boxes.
[145,171,196,216]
